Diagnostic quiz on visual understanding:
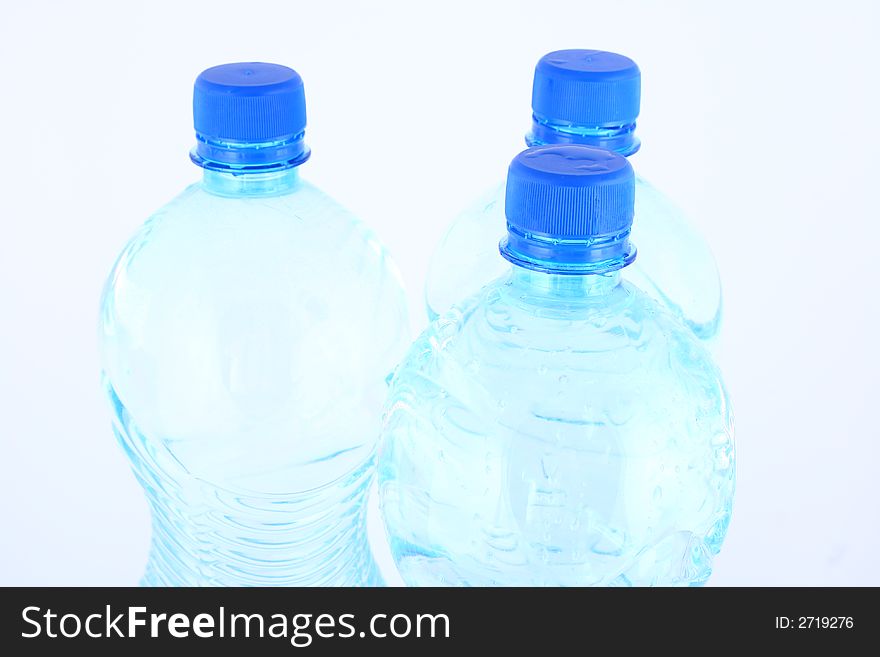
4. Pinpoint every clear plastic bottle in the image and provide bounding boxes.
[99,63,408,586]
[425,50,722,344]
[380,145,735,586]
